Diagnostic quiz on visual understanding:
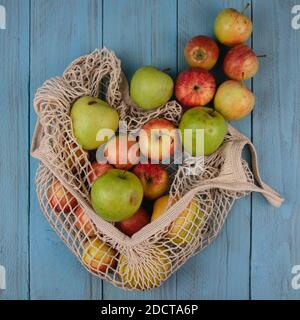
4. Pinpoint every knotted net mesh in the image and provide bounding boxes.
[31,48,283,291]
